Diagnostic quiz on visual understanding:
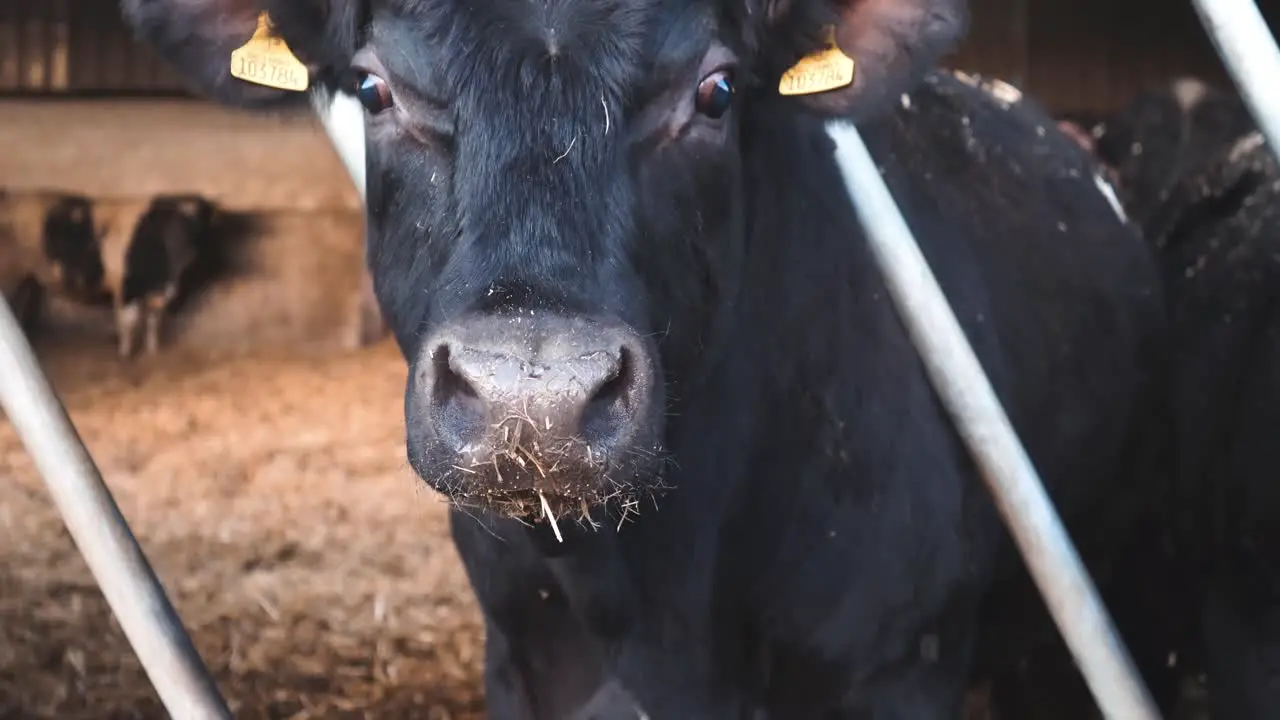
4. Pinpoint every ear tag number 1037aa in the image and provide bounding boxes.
[230,12,310,92]
[778,26,856,96]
